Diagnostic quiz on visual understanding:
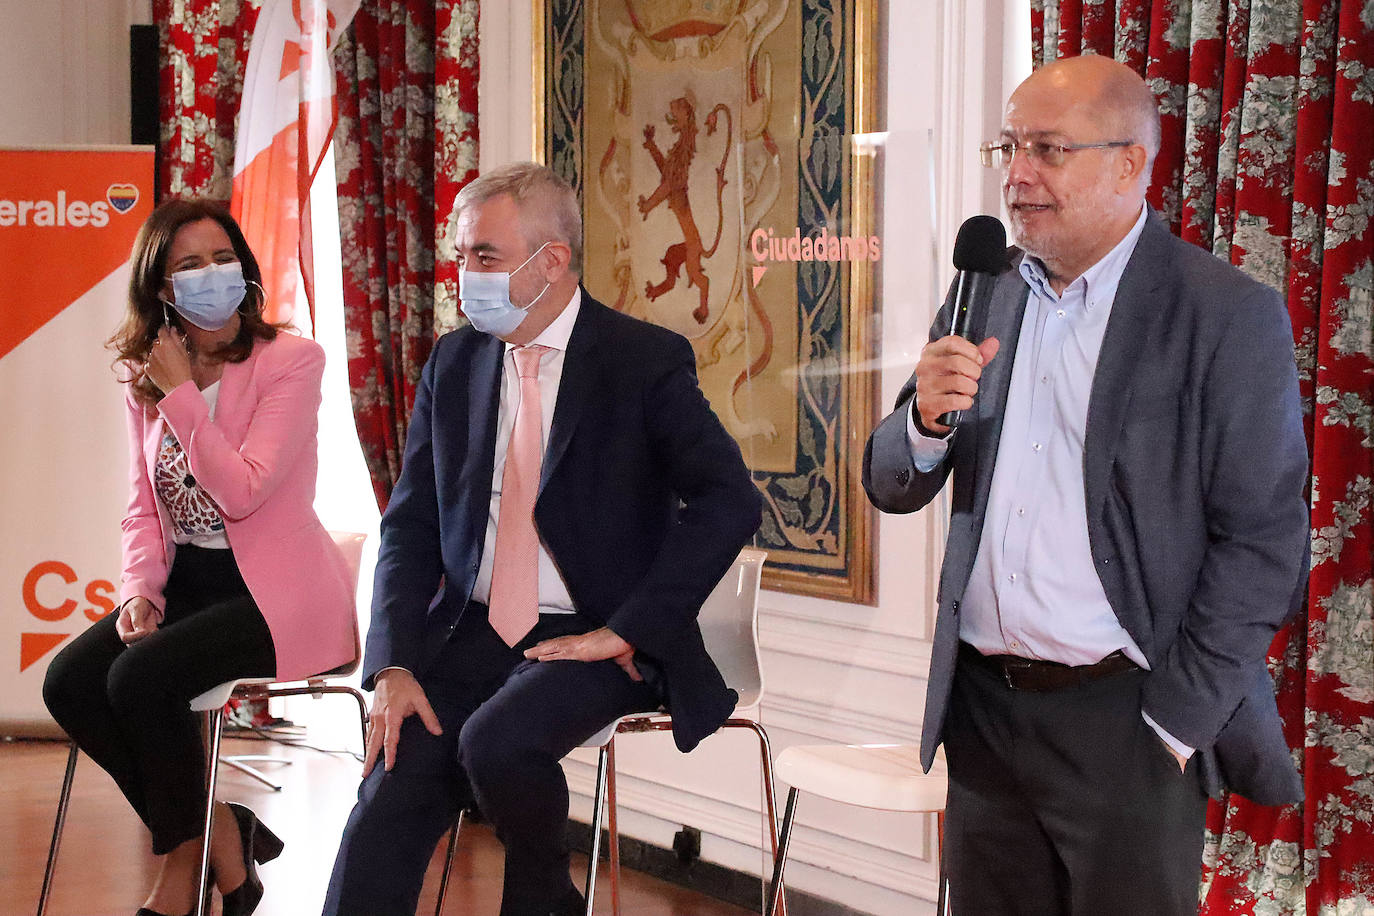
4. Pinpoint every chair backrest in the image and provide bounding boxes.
[326,530,368,678]
[698,547,767,711]
[331,530,368,592]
